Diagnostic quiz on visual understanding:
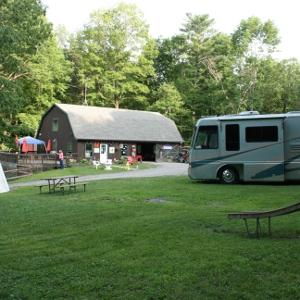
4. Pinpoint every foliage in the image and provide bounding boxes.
[1,1,300,148]
[149,83,192,138]
[1,177,300,298]
[154,14,238,139]
[0,0,52,80]
[0,0,71,149]
[67,3,157,109]
[150,83,184,118]
[231,17,280,111]
[21,35,72,132]
[153,14,300,141]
